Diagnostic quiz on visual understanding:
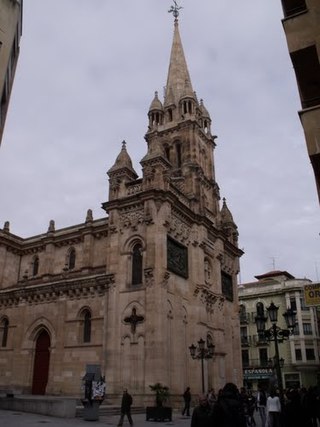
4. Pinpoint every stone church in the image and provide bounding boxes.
[0,9,243,401]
